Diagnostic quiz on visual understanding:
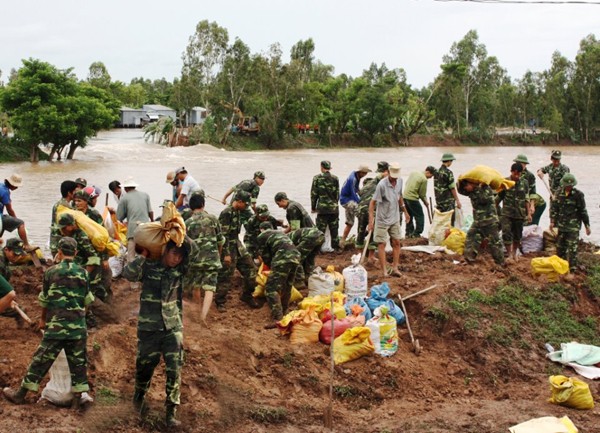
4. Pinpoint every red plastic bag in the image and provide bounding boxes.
[319,317,353,345]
